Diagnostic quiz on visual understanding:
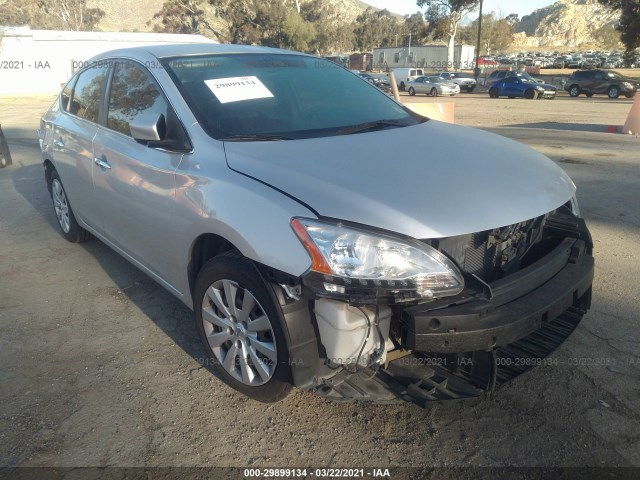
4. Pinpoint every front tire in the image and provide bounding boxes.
[430,87,438,97]
[408,87,415,96]
[625,92,636,99]
[608,86,620,99]
[194,254,292,403]
[49,170,92,243]
[569,85,580,97]
[524,89,536,100]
